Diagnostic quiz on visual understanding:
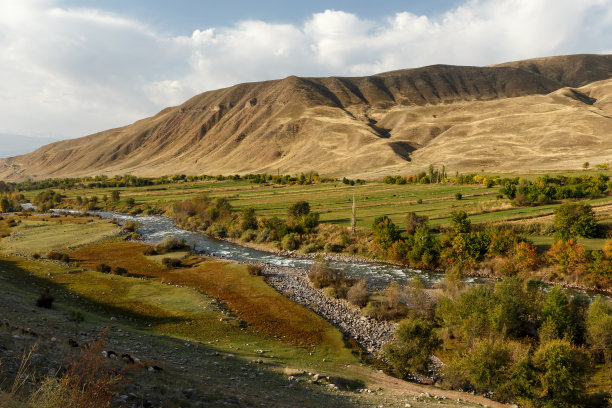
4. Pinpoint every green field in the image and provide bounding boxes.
[24,170,612,252]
